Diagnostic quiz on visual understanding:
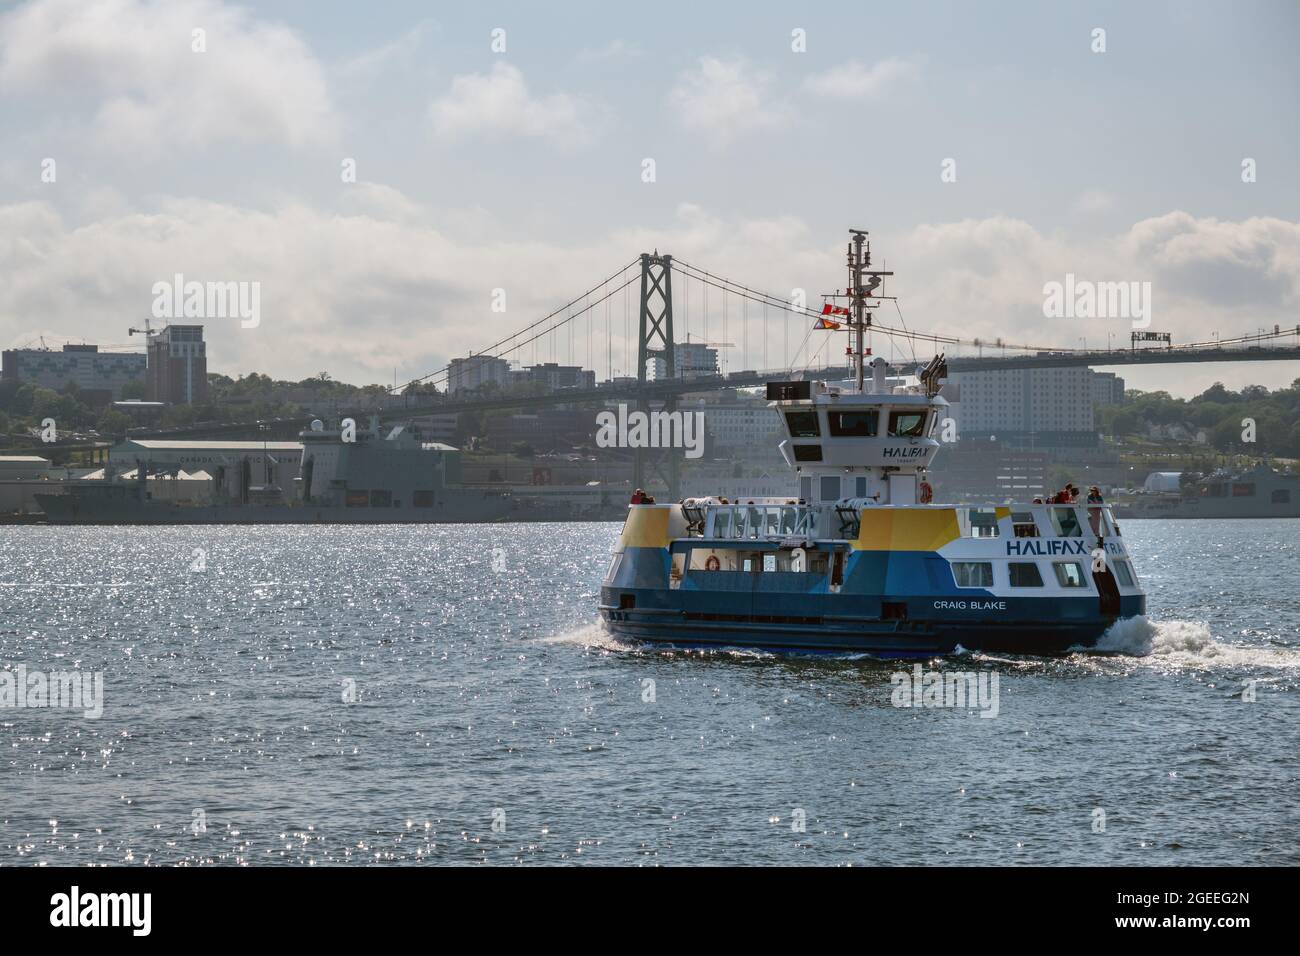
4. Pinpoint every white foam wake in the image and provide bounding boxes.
[538,620,630,651]
[1091,616,1300,671]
